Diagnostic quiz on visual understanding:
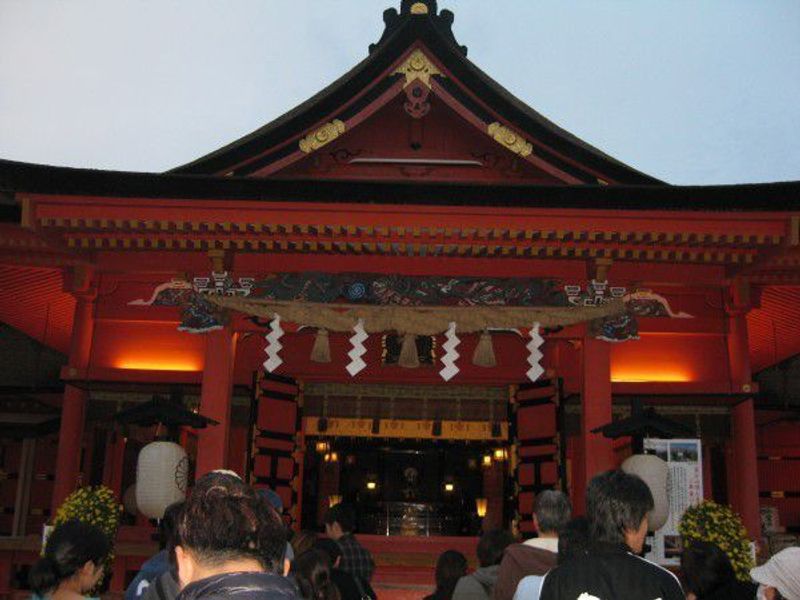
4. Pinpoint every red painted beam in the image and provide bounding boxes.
[27,193,793,236]
[60,365,203,385]
[610,381,742,395]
